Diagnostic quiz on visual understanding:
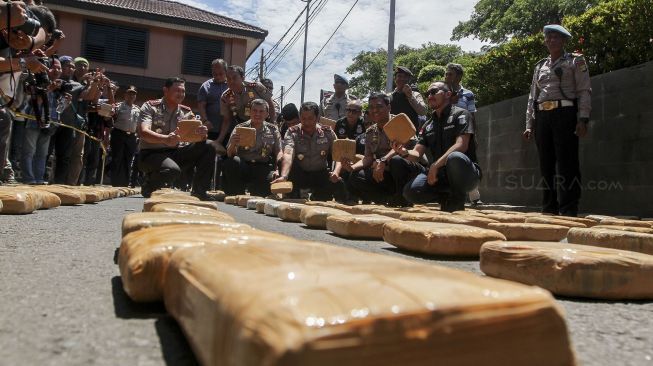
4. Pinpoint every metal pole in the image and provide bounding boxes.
[300,0,310,103]
[385,0,396,92]
[259,48,265,80]
[280,86,284,108]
